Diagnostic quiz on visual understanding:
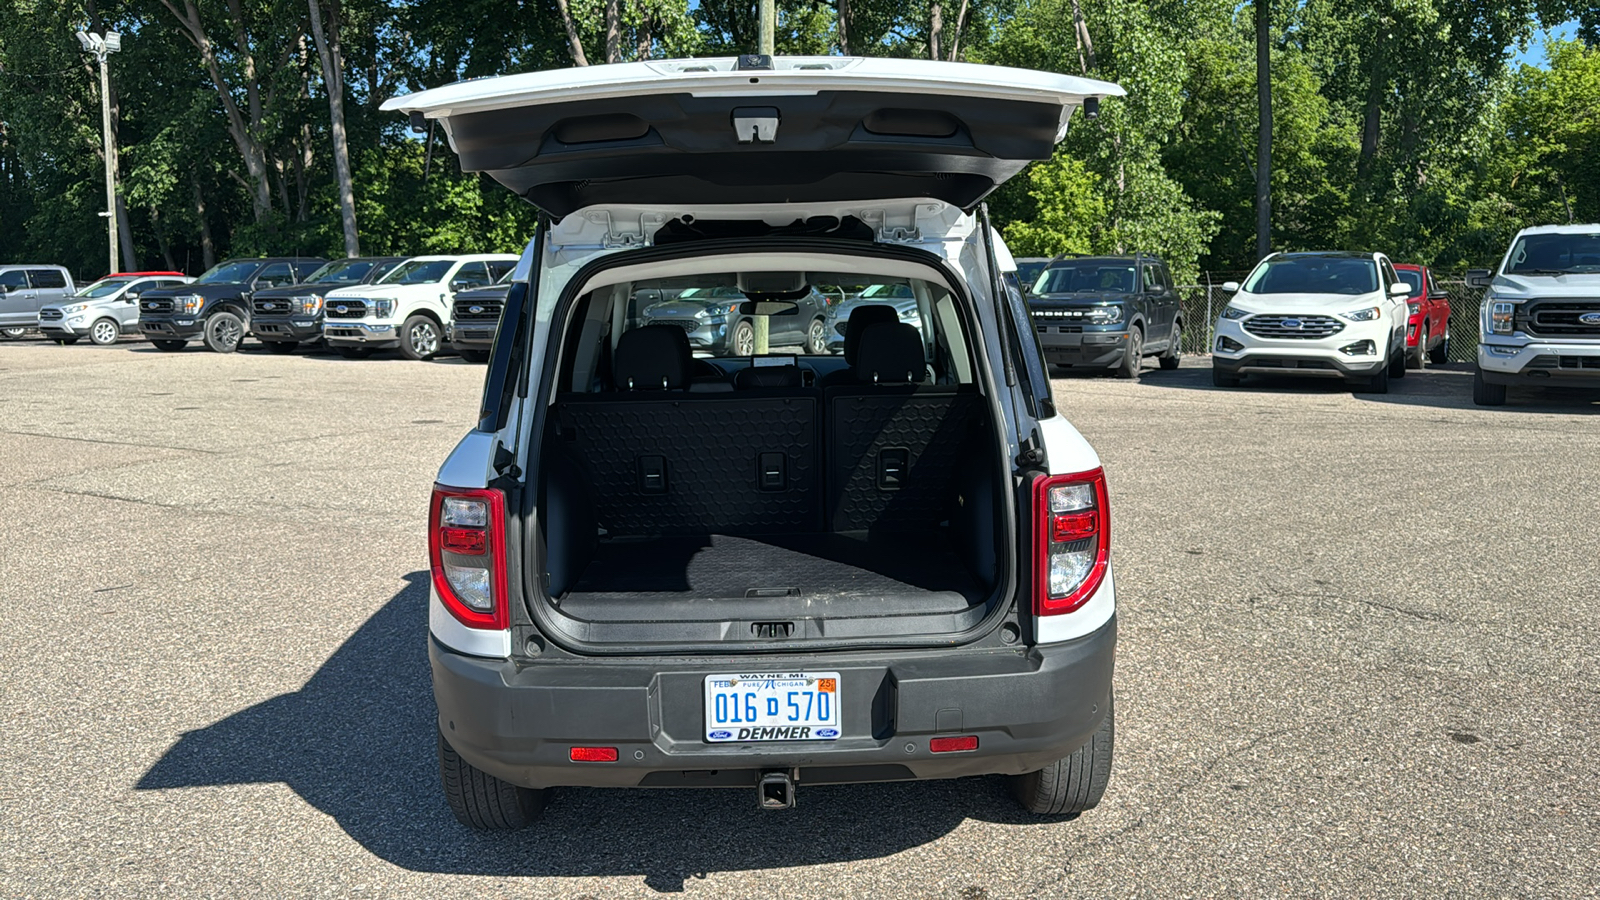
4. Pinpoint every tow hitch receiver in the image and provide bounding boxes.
[758,769,797,810]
